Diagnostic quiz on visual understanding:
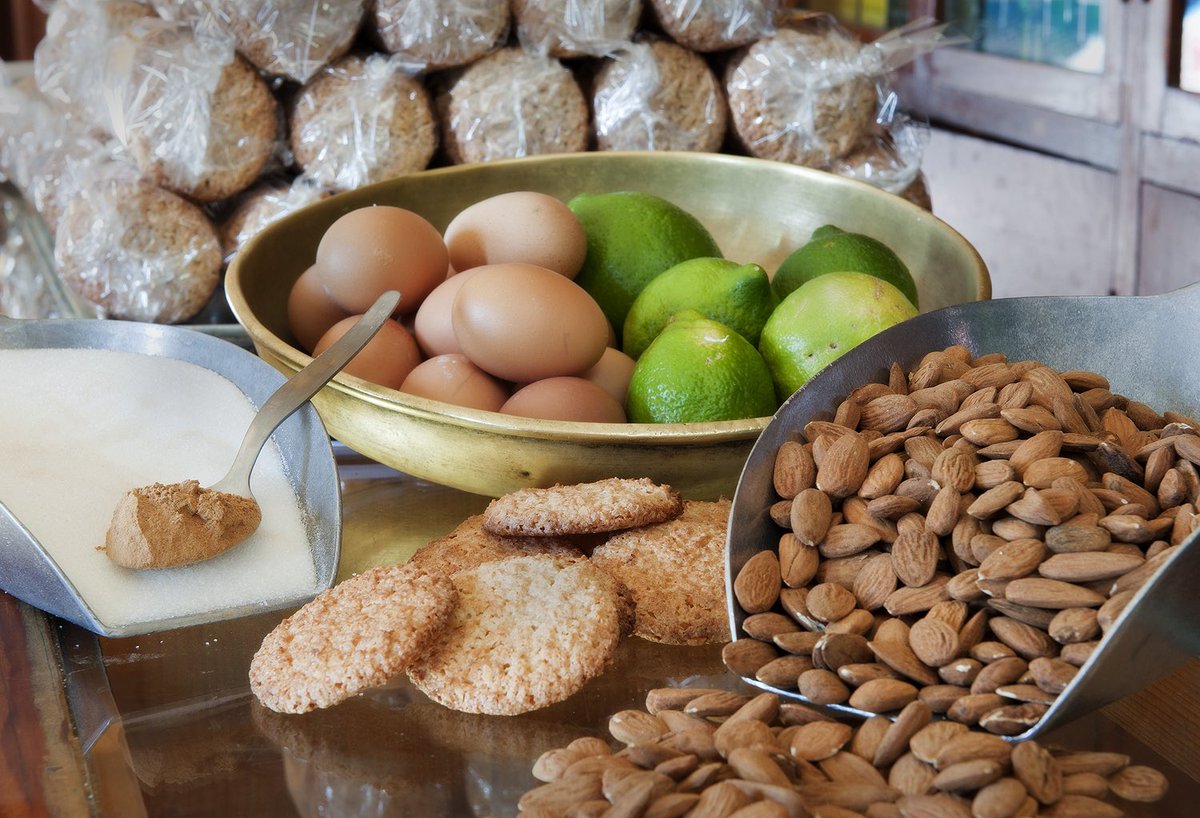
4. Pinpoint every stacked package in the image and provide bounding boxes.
[0,0,947,323]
